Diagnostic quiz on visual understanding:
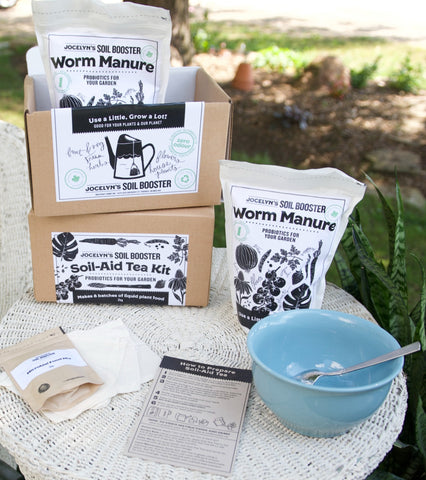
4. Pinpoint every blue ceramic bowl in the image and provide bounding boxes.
[247,309,403,437]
